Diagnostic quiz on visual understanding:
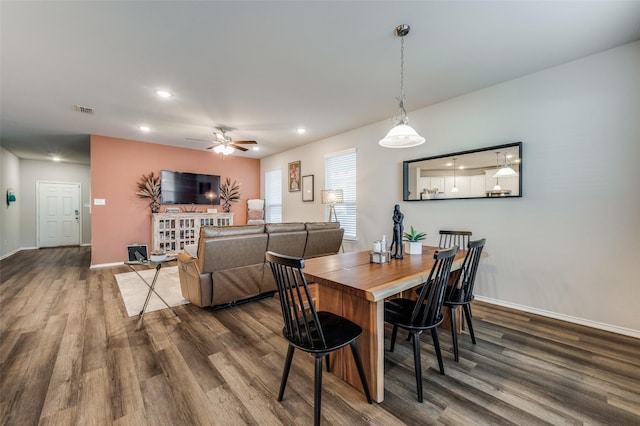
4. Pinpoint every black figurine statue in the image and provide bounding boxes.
[390,204,404,259]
